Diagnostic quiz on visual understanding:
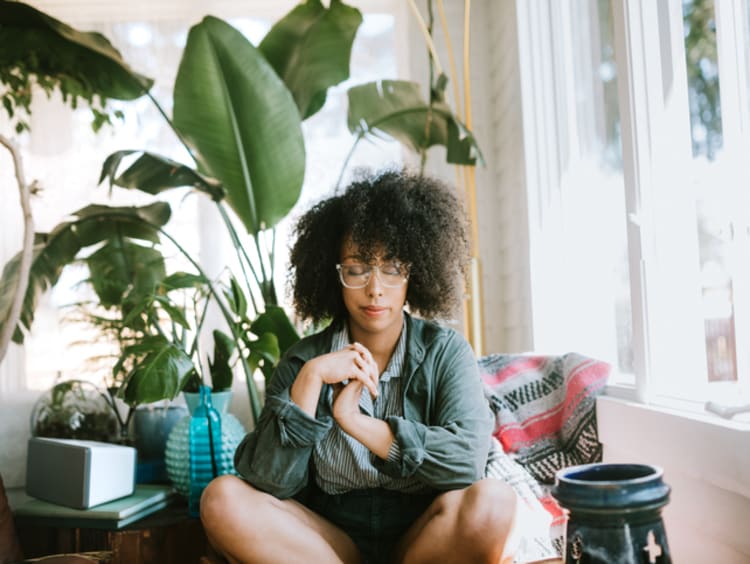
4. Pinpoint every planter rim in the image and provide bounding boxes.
[555,462,663,486]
